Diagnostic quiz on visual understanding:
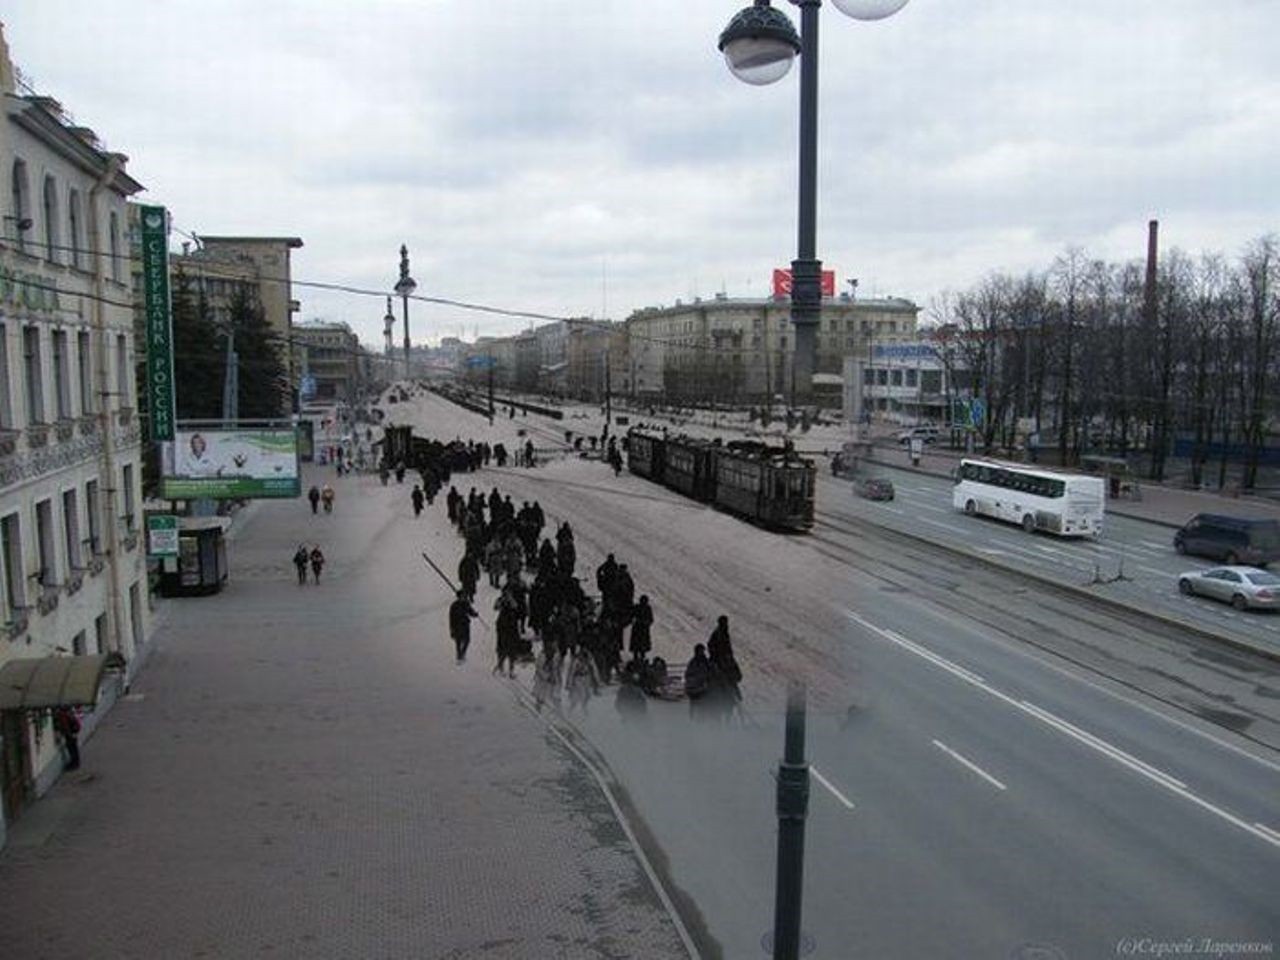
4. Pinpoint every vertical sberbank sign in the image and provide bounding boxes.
[140,205,176,442]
